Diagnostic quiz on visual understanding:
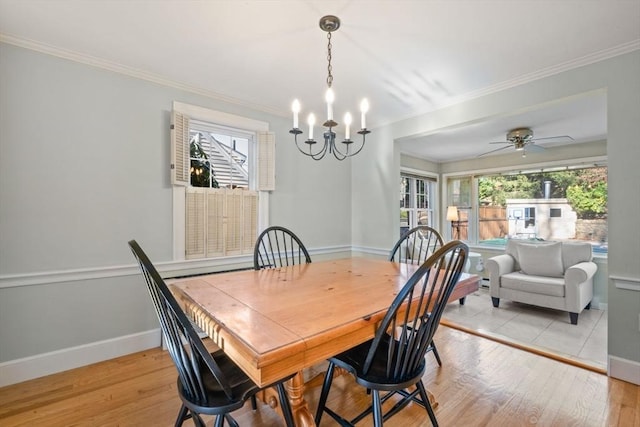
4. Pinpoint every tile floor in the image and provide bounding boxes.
[442,284,607,370]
